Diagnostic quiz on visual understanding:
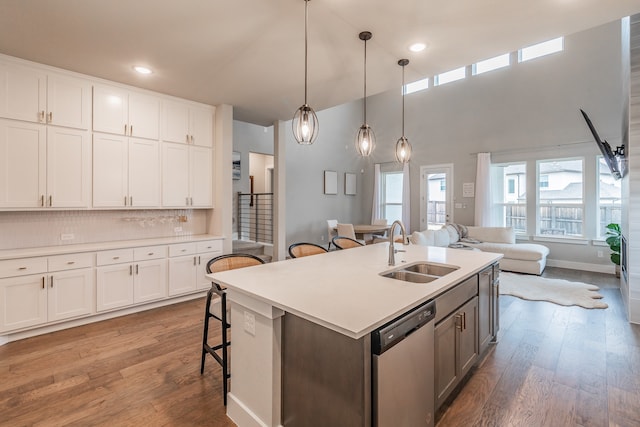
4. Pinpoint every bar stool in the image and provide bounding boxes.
[201,253,265,405]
